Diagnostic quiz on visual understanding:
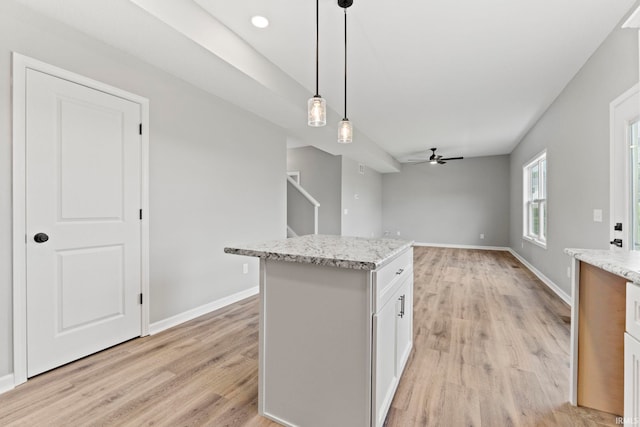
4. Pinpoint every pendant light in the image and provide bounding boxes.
[337,0,353,143]
[308,0,326,127]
